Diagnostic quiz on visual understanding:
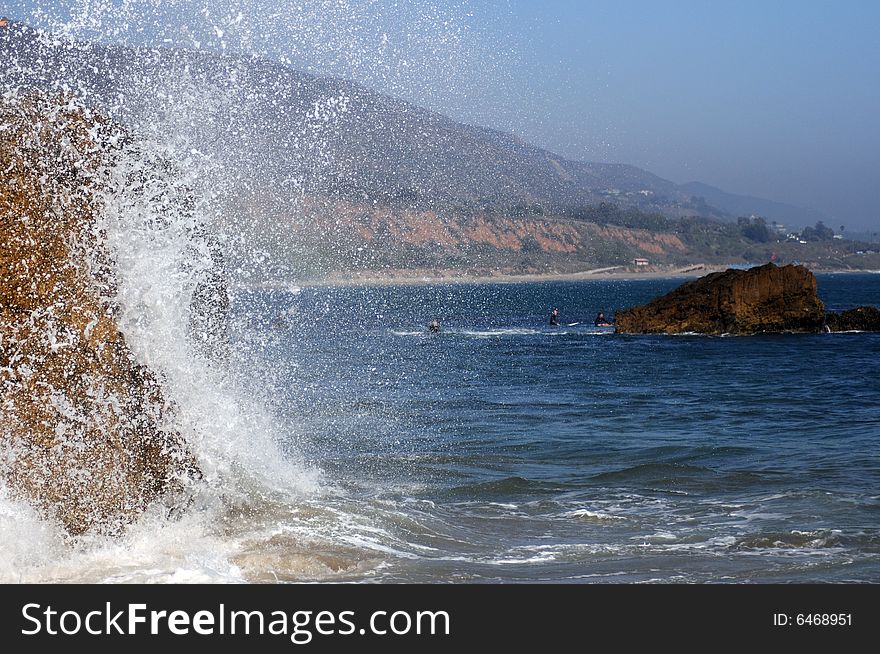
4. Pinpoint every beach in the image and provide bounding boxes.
[241,263,878,290]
